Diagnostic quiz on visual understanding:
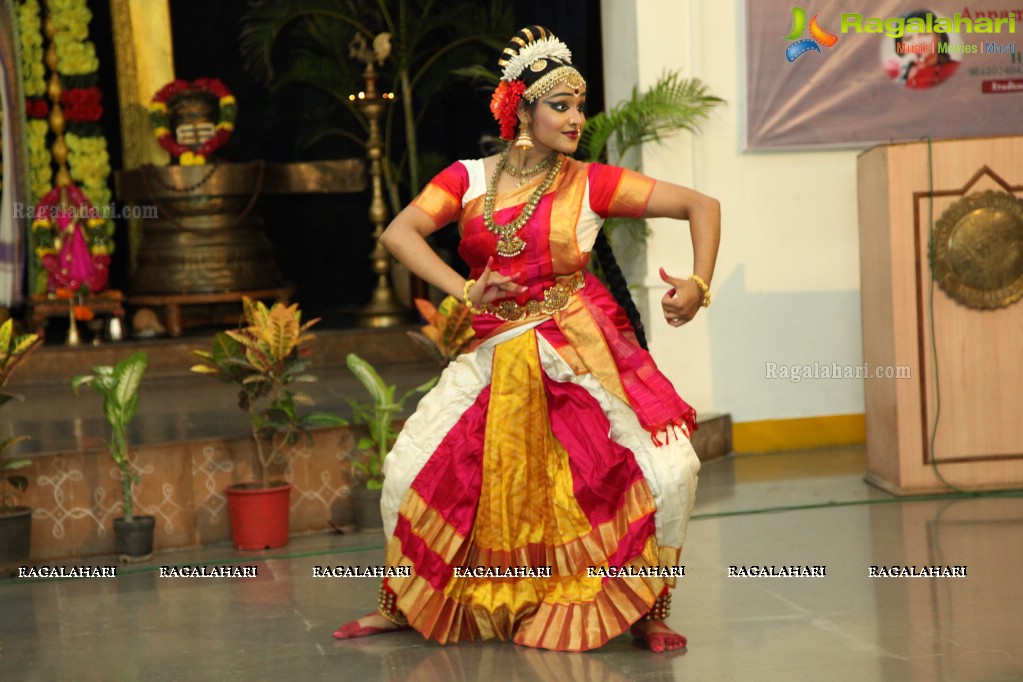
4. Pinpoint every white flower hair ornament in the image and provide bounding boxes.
[500,36,573,82]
